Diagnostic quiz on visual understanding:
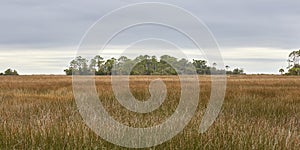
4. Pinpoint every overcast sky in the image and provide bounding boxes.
[0,0,299,74]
